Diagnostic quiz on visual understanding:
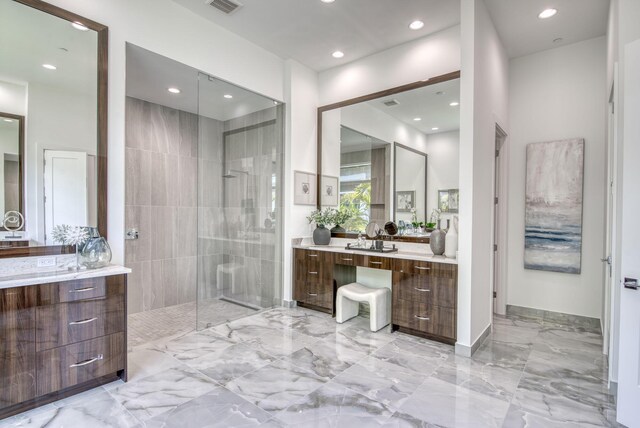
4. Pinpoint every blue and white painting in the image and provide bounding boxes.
[524,138,584,274]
